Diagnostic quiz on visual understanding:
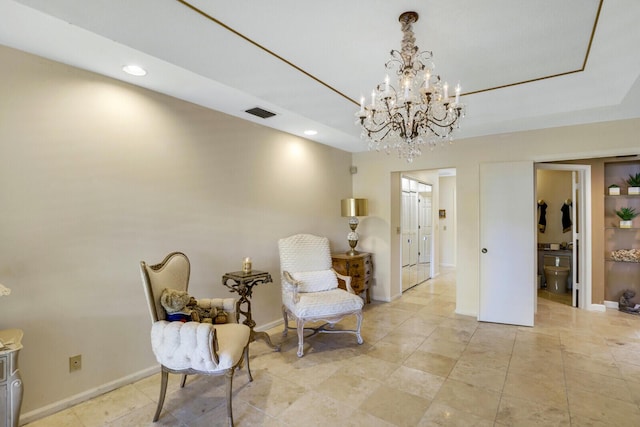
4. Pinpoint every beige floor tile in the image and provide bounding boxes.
[562,350,622,378]
[358,385,431,427]
[71,384,154,427]
[235,371,306,417]
[617,360,640,383]
[428,326,474,344]
[338,354,400,382]
[432,378,501,421]
[23,407,85,427]
[386,365,445,400]
[565,366,634,403]
[340,408,396,427]
[315,370,381,409]
[277,391,356,427]
[417,336,468,359]
[467,332,514,354]
[458,344,512,370]
[366,339,421,364]
[567,387,640,427]
[495,394,570,426]
[502,369,566,404]
[105,402,183,427]
[448,362,507,393]
[403,350,457,377]
[418,402,494,426]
